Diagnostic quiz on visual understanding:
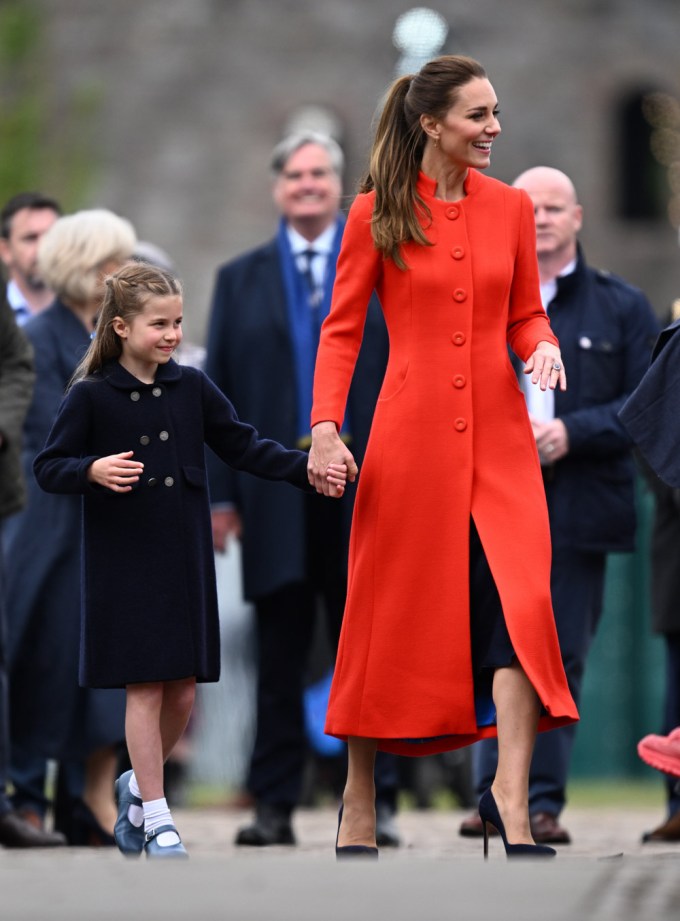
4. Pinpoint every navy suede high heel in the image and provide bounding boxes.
[335,805,379,860]
[479,789,556,859]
